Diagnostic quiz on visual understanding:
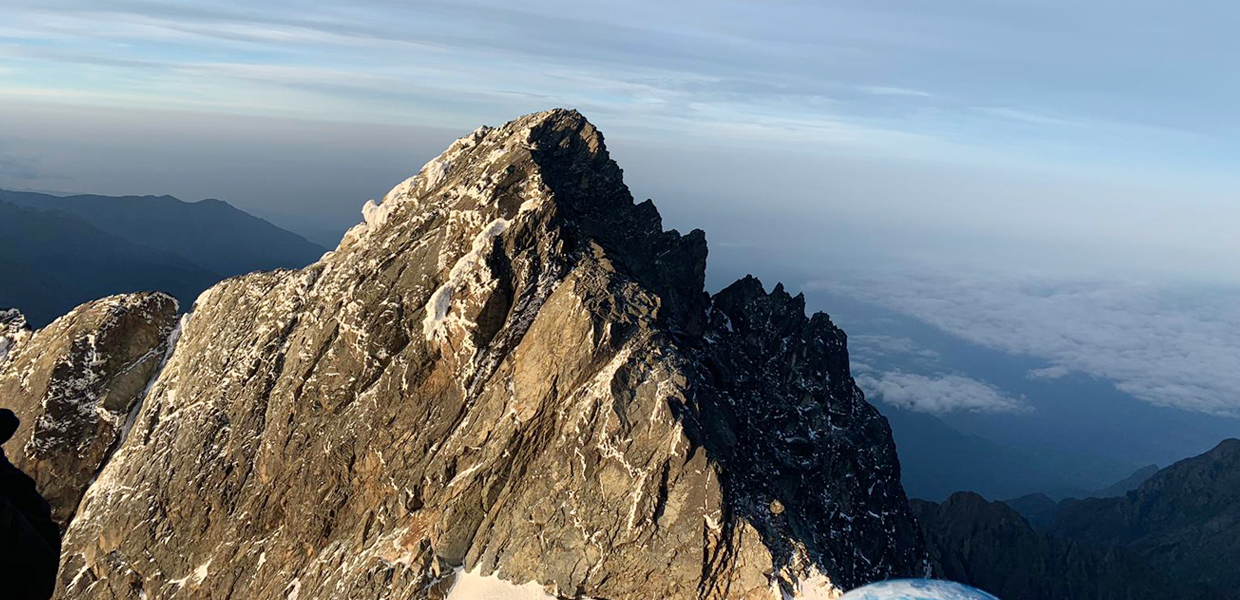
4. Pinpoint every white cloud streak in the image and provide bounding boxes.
[819,270,1240,416]
[856,370,1029,415]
